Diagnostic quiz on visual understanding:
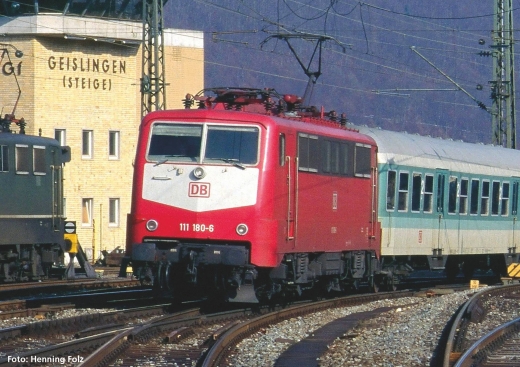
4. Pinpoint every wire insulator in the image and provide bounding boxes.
[340,113,348,126]
[183,94,194,109]
[329,110,337,122]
